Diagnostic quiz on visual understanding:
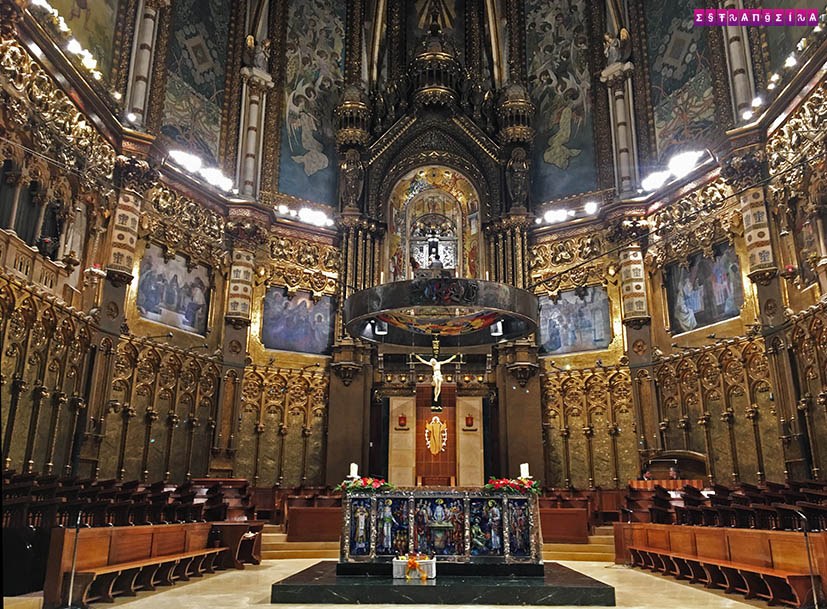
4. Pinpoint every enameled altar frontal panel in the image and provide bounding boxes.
[340,490,542,565]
